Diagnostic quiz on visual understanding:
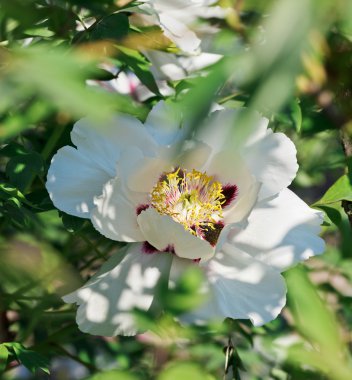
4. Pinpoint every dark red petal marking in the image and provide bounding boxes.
[136,204,149,215]
[164,244,176,254]
[142,242,176,255]
[202,221,224,246]
[221,184,238,208]
[142,241,159,254]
